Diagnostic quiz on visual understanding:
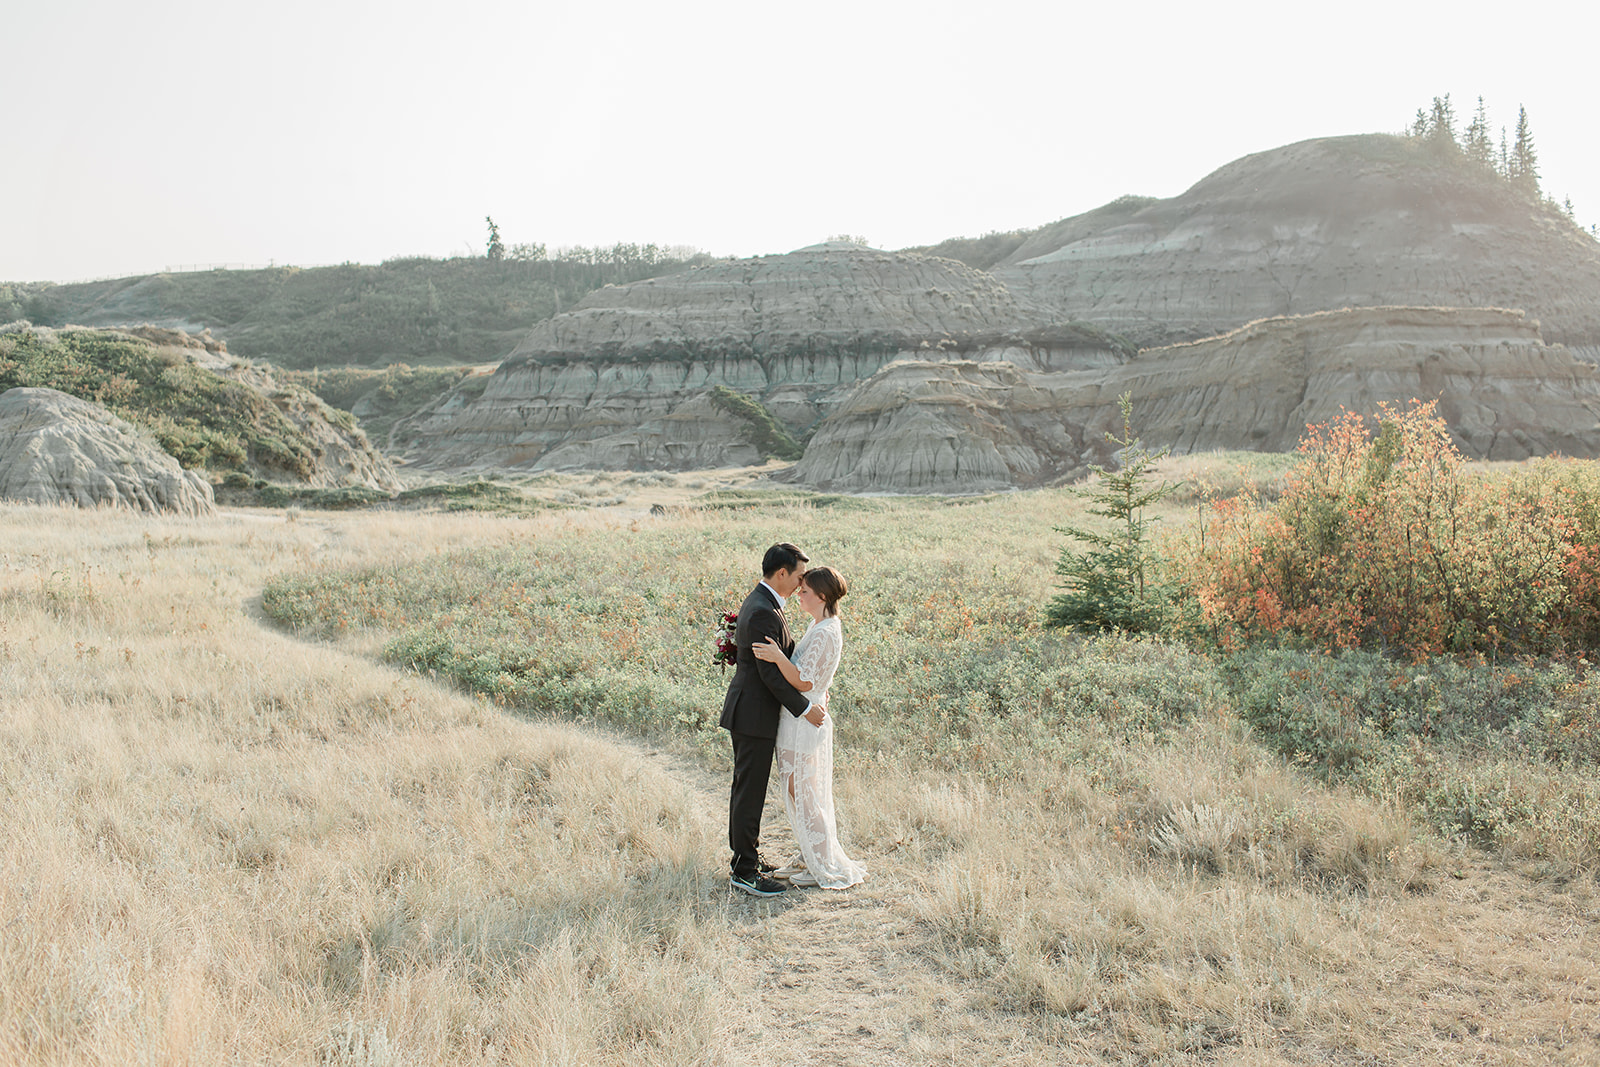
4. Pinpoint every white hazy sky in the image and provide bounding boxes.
[5,0,1597,282]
